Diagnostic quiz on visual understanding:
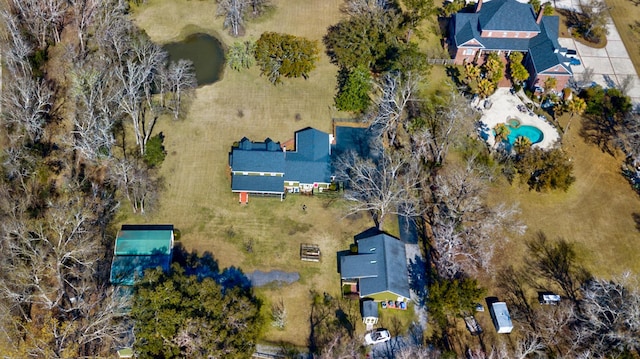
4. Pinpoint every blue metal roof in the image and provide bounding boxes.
[230,128,333,192]
[284,159,331,184]
[340,232,411,299]
[230,148,285,173]
[332,126,380,160]
[291,128,330,161]
[478,0,539,32]
[231,174,284,193]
